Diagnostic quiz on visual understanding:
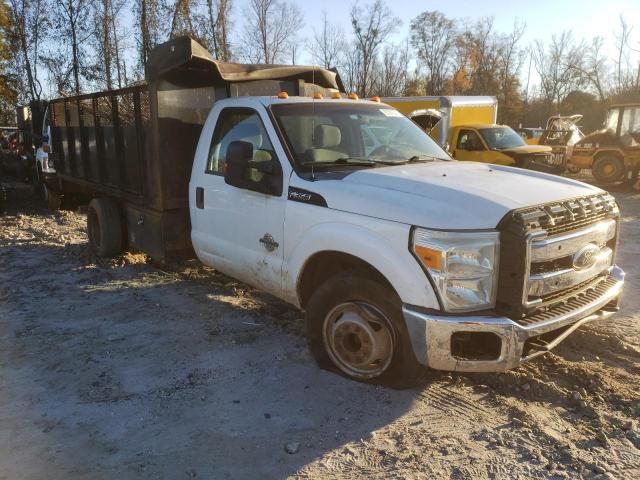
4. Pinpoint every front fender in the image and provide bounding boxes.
[282,220,440,310]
